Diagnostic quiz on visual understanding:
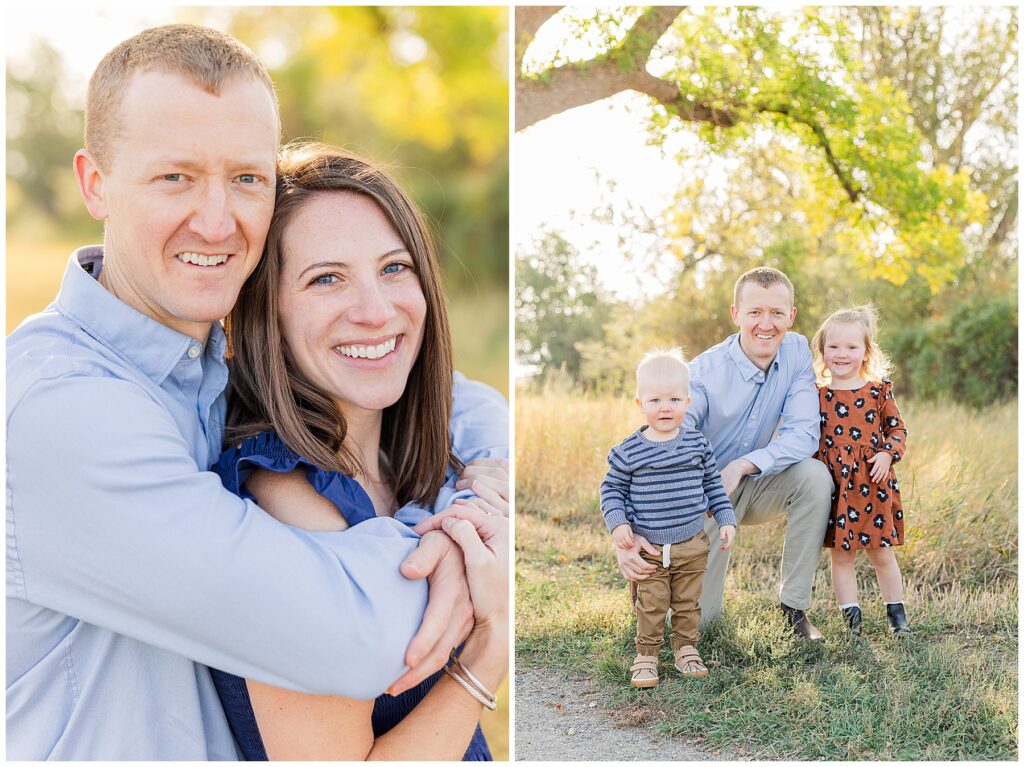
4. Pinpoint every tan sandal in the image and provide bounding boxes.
[630,654,659,688]
[674,645,708,678]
